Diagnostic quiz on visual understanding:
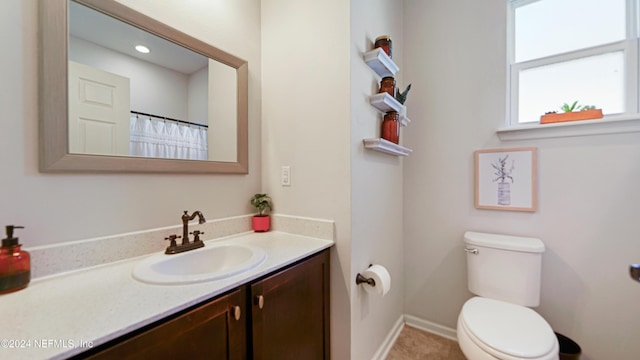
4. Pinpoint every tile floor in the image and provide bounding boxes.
[386,325,467,360]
